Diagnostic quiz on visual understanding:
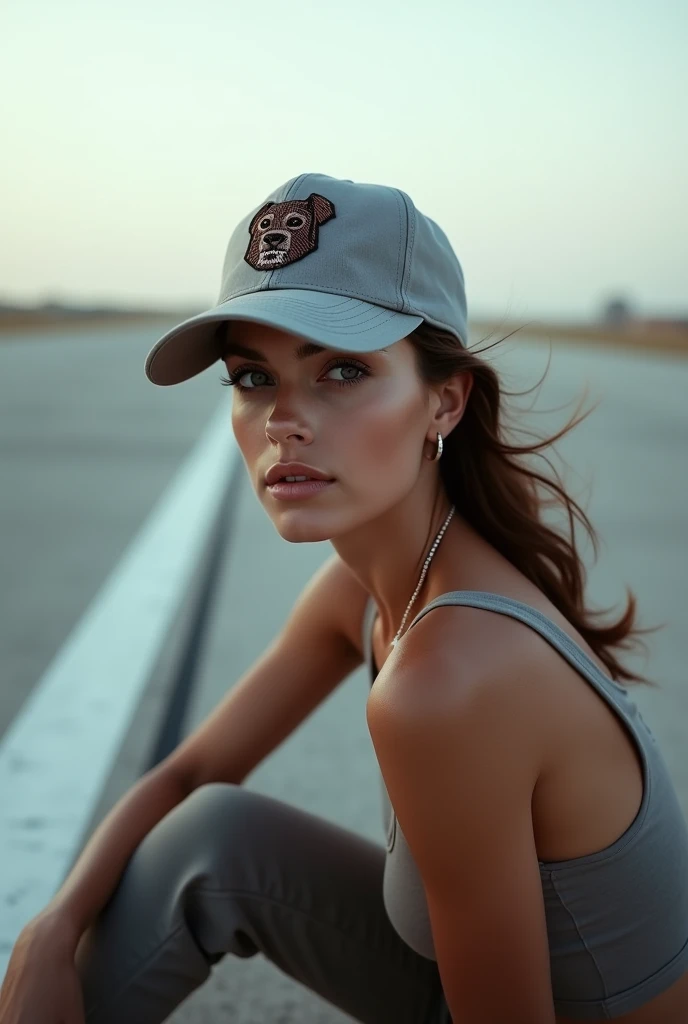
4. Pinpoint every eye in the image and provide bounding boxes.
[323,358,370,385]
[224,369,271,390]
[324,362,366,385]
[219,358,370,393]
[285,214,305,229]
[258,214,273,230]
